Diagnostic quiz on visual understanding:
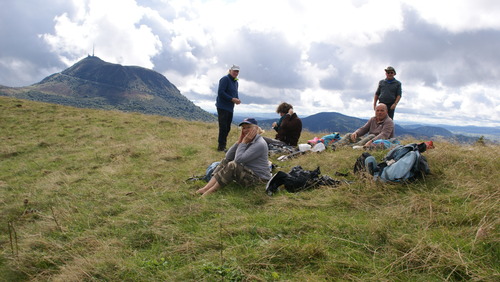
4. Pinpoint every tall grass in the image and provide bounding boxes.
[1,96,498,281]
